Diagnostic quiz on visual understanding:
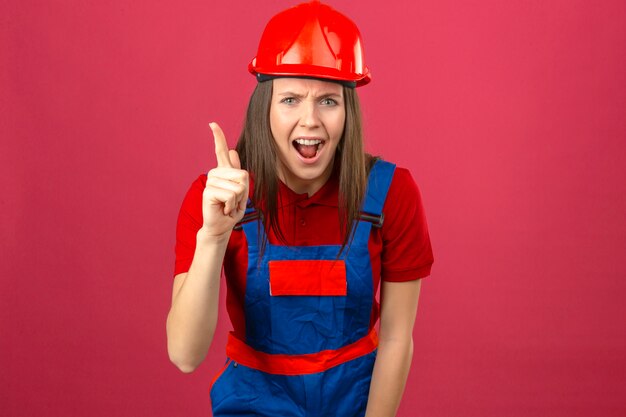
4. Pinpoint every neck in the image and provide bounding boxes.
[276,157,335,197]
